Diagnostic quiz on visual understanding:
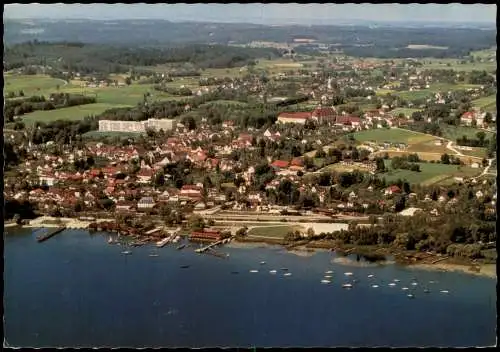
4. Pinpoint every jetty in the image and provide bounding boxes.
[36,226,66,242]
[195,237,232,253]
